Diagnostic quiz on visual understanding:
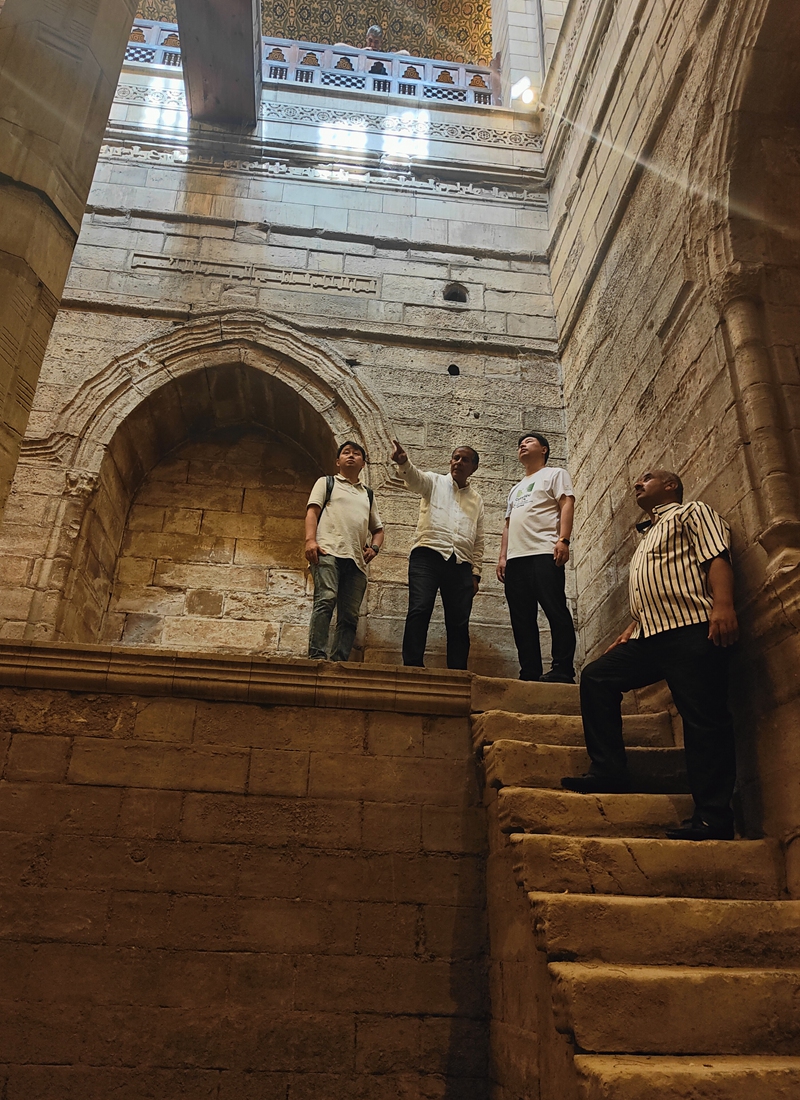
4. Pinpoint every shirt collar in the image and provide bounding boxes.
[636,501,682,534]
[450,475,471,491]
[334,474,364,487]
